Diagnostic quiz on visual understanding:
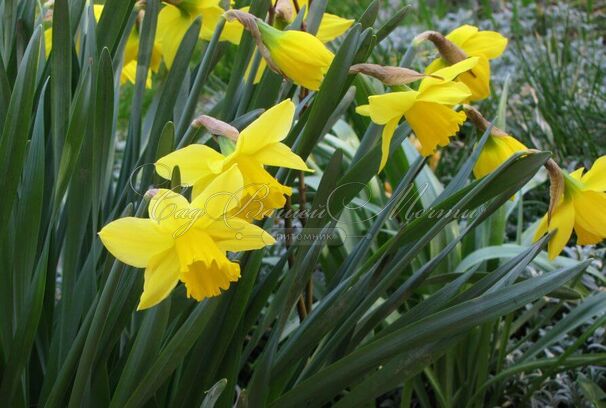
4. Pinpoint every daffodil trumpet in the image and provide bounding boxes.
[355,58,479,171]
[534,156,606,259]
